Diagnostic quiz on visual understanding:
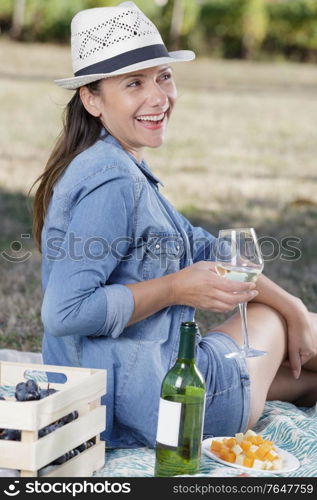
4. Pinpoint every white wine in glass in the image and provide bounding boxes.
[215,228,266,359]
